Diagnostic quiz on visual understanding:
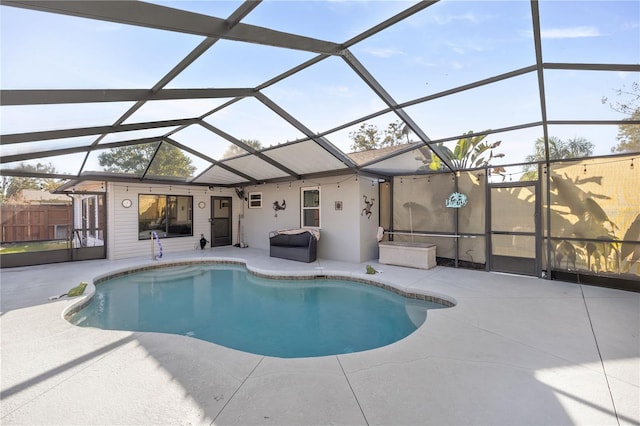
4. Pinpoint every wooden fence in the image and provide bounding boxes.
[1,204,73,243]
